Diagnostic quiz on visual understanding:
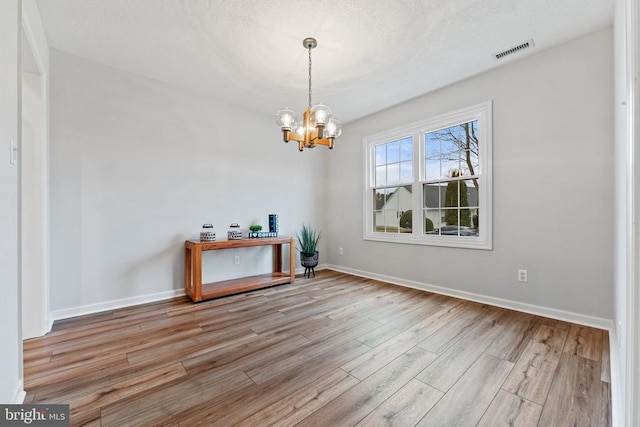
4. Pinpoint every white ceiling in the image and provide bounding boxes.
[36,0,614,123]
